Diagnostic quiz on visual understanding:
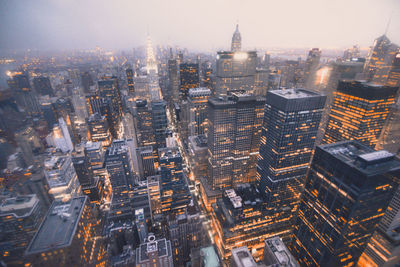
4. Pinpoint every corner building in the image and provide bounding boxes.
[291,141,400,267]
